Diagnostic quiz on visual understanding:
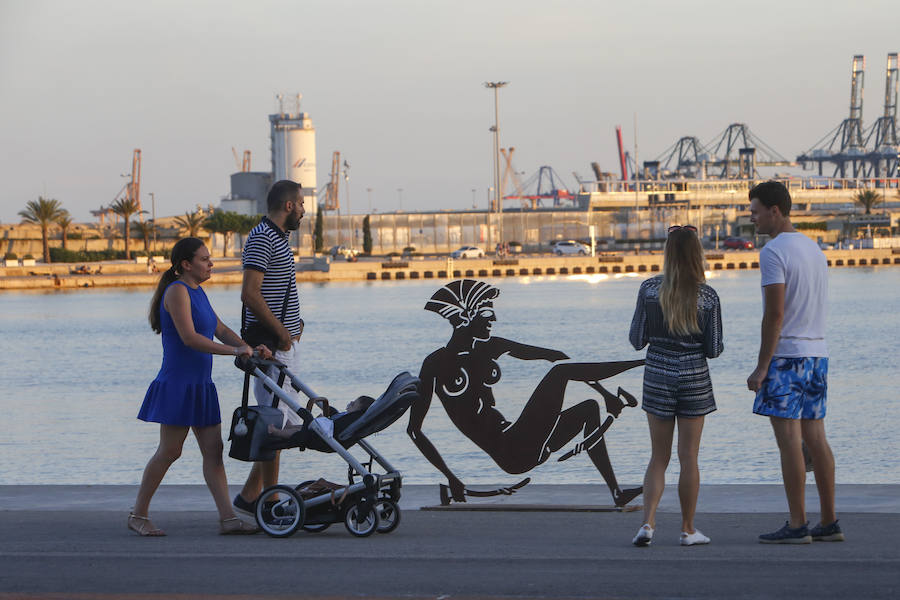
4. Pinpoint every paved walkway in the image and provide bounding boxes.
[2,482,898,513]
[1,485,898,599]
